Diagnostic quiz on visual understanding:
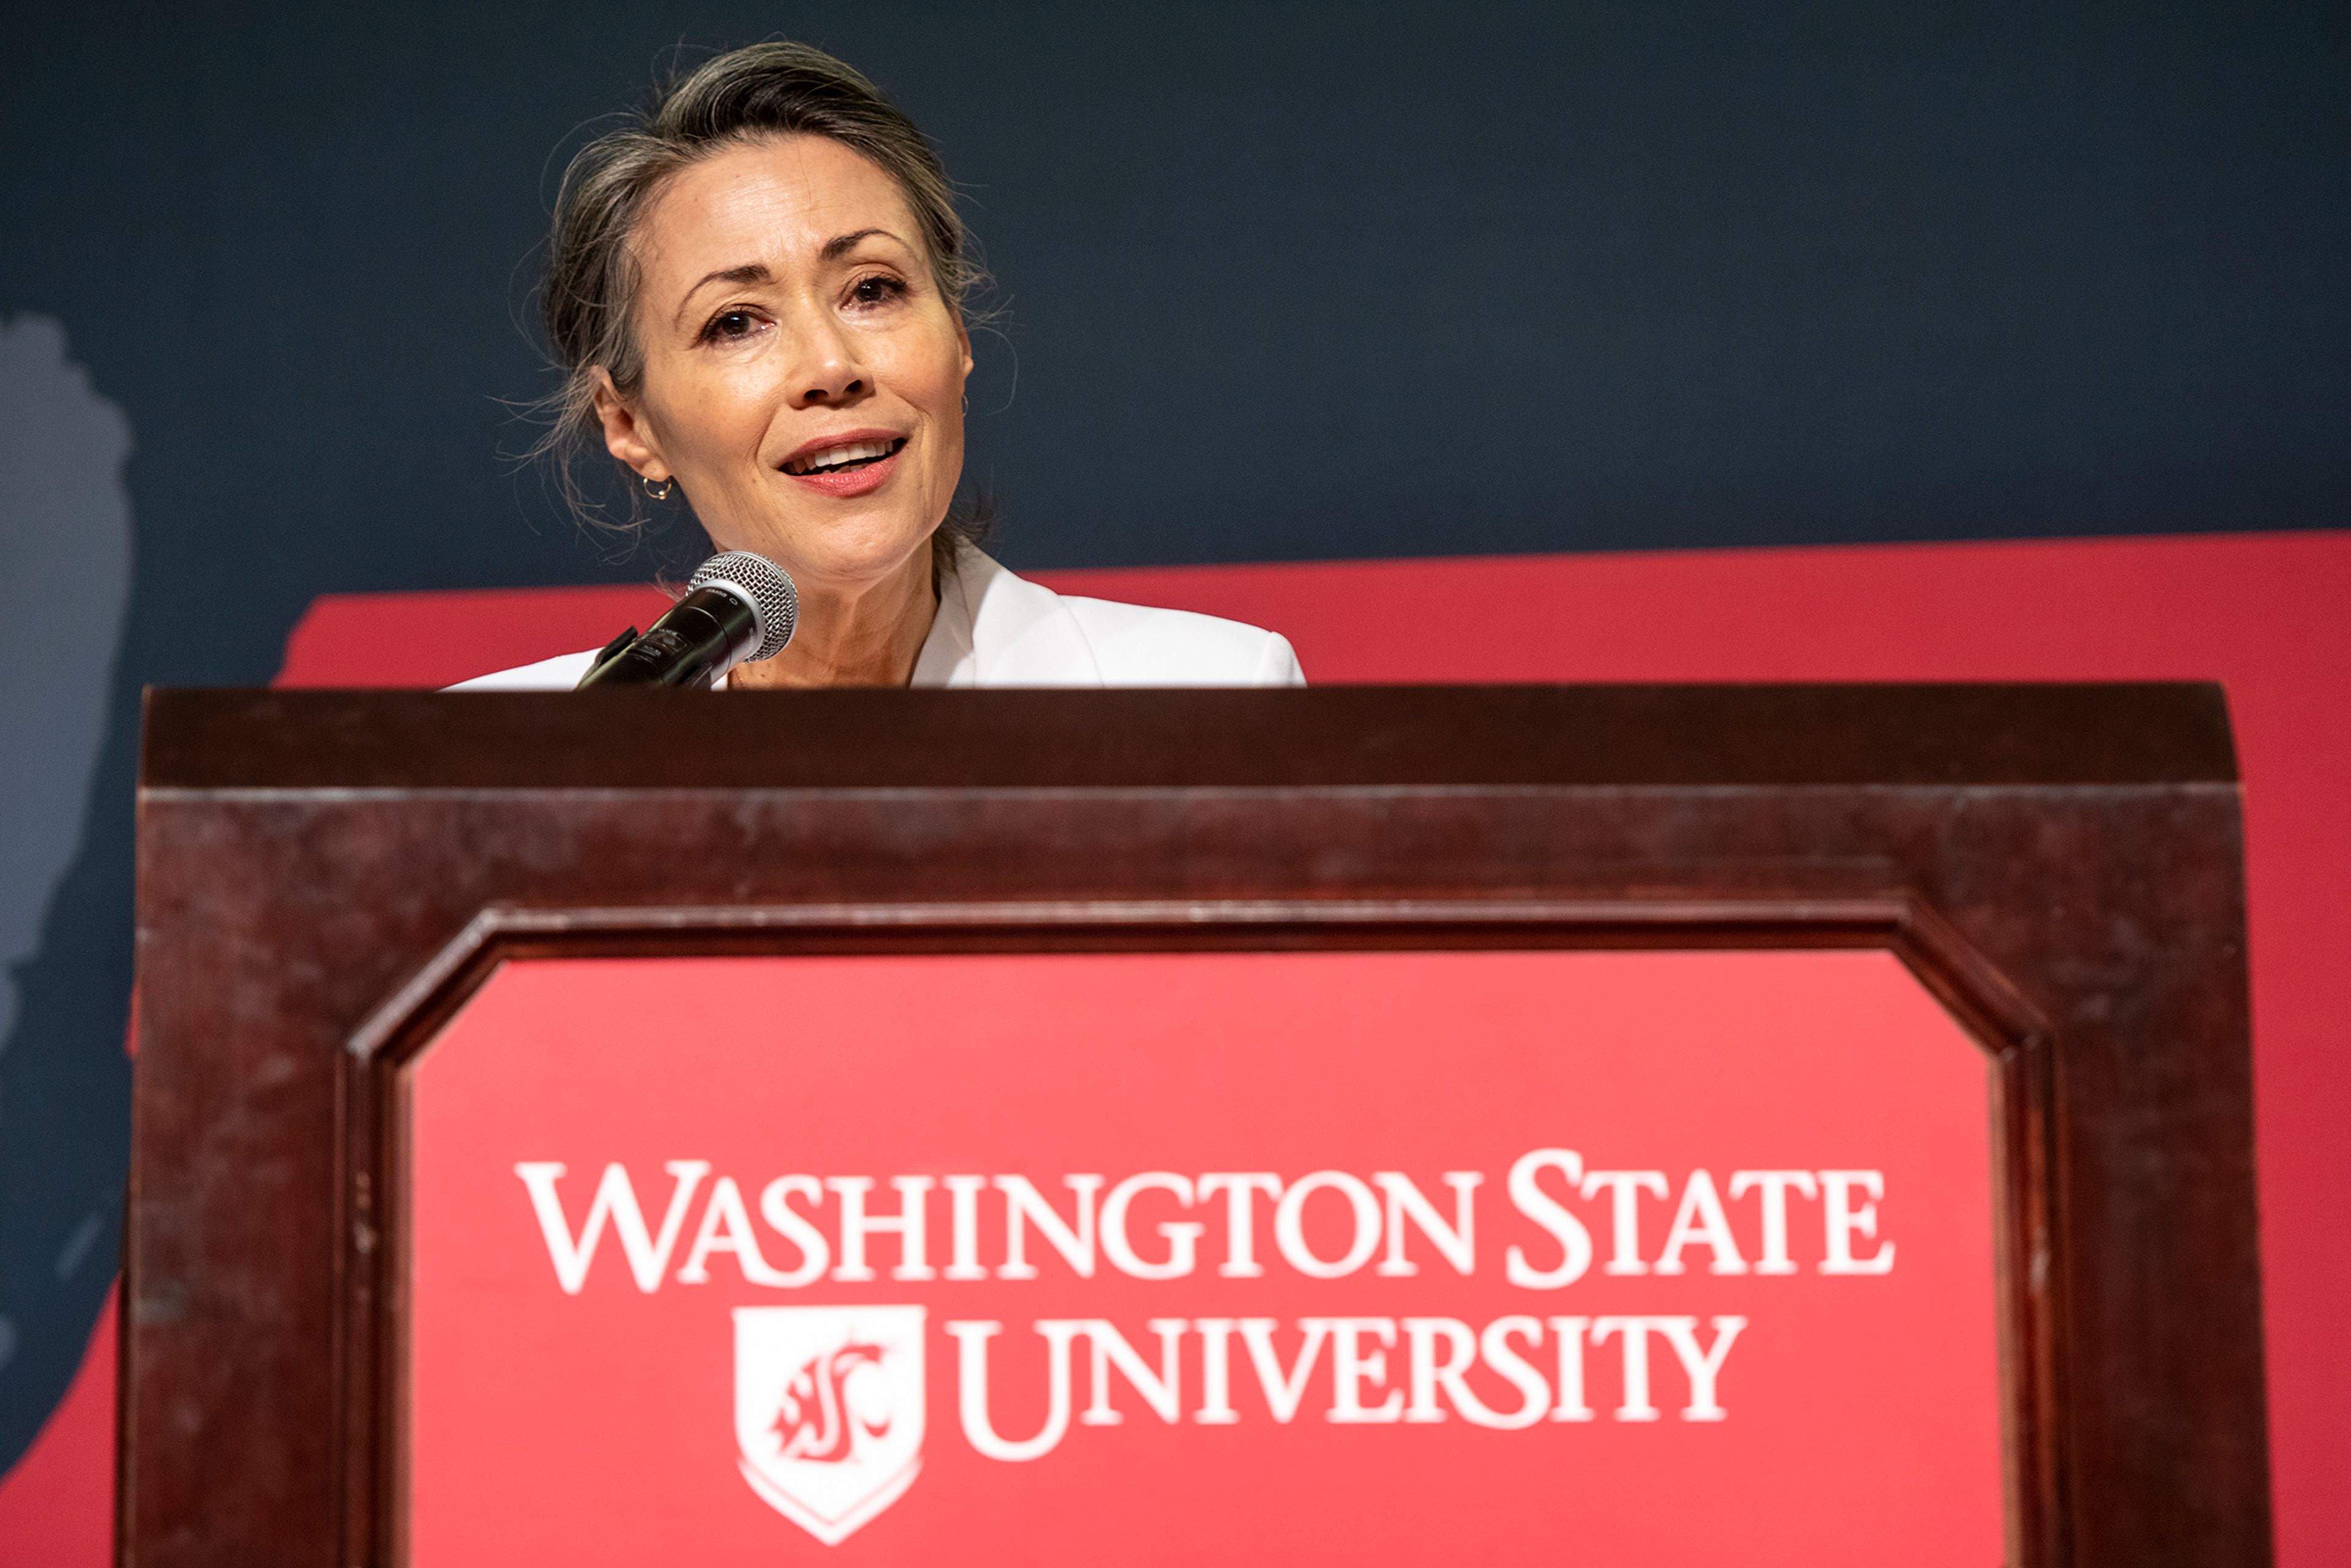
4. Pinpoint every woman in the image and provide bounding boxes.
[460,42,1300,691]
